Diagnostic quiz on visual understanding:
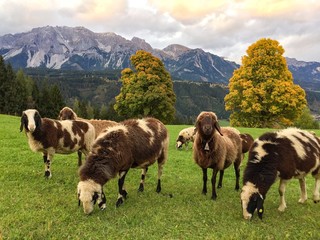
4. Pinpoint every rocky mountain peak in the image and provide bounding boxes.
[162,44,190,58]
